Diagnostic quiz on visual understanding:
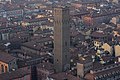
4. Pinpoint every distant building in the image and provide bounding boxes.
[49,72,80,80]
[82,8,120,26]
[110,16,120,25]
[37,62,54,80]
[21,36,53,58]
[102,43,112,54]
[91,31,107,42]
[77,55,93,79]
[85,62,120,80]
[115,45,120,57]
[0,0,11,3]
[82,14,111,26]
[54,6,70,72]
[0,67,31,80]
[0,51,17,74]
